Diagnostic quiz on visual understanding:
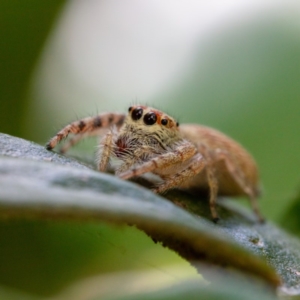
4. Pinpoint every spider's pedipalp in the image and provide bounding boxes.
[98,130,114,172]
